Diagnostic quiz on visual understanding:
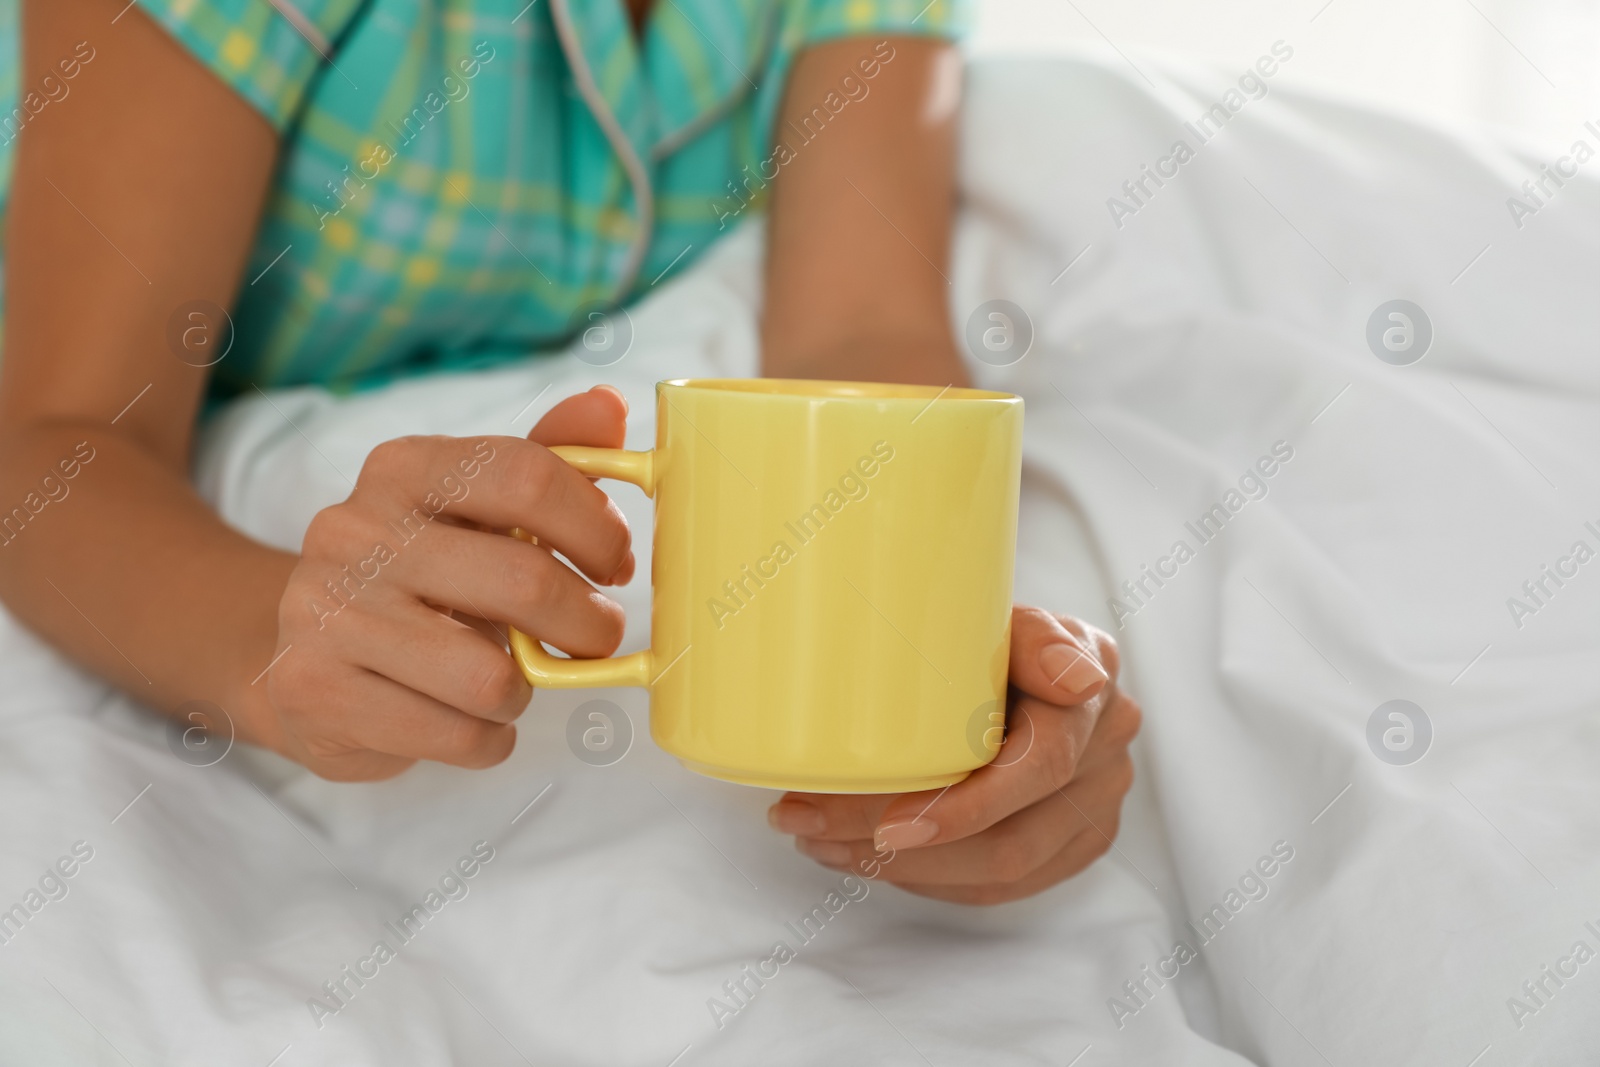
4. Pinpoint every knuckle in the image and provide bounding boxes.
[442,715,511,768]
[507,549,563,618]
[1111,755,1136,798]
[510,446,562,506]
[1036,719,1081,788]
[266,650,317,709]
[1105,694,1143,747]
[1014,604,1057,634]
[268,658,355,749]
[1051,612,1090,641]
[1121,696,1144,739]
[1089,626,1121,679]
[360,435,425,483]
[301,504,373,561]
[1092,817,1119,859]
[596,505,632,573]
[459,653,525,718]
